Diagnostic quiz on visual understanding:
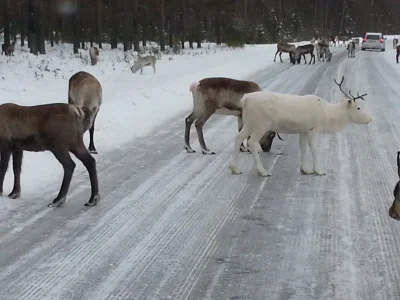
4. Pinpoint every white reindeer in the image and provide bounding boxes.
[228,76,372,177]
[131,54,157,74]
